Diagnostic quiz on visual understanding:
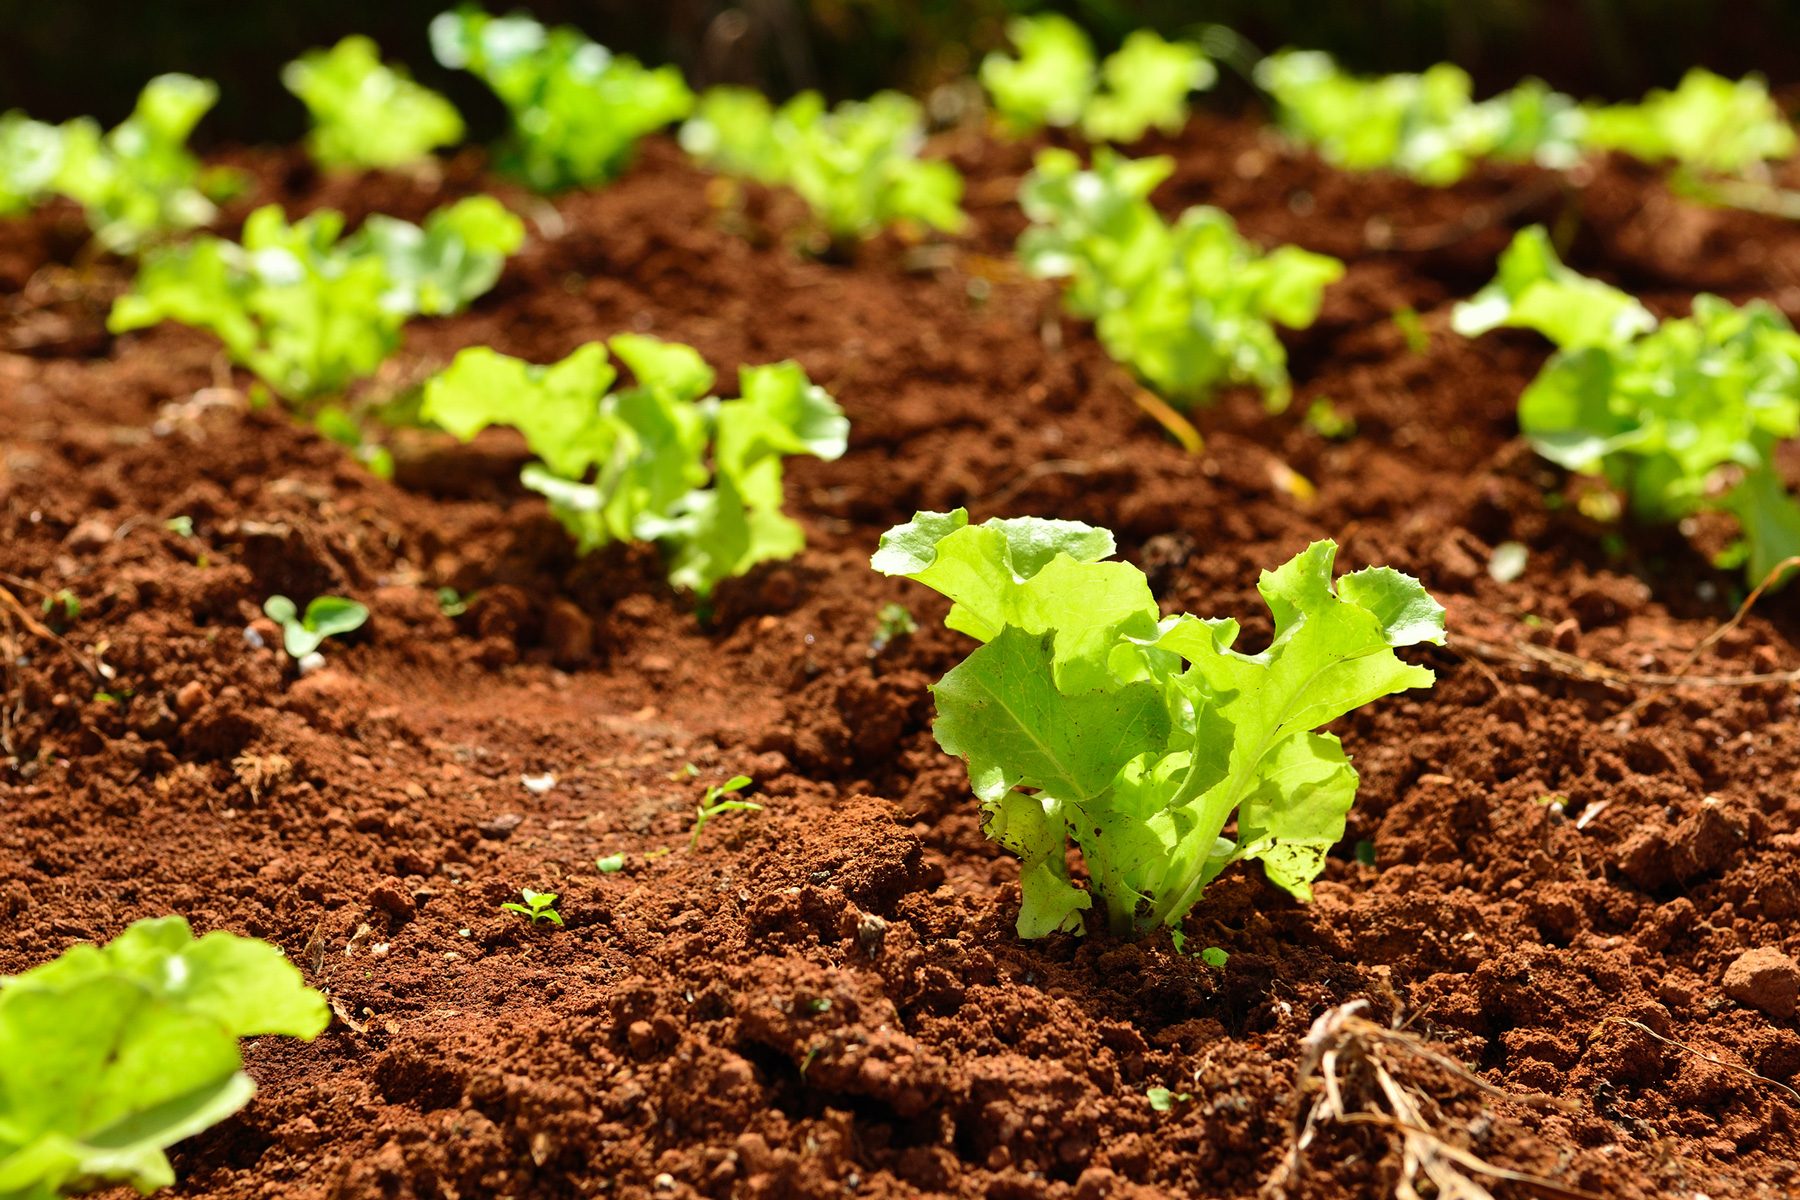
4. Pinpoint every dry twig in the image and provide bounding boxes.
[1264,1001,1600,1200]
